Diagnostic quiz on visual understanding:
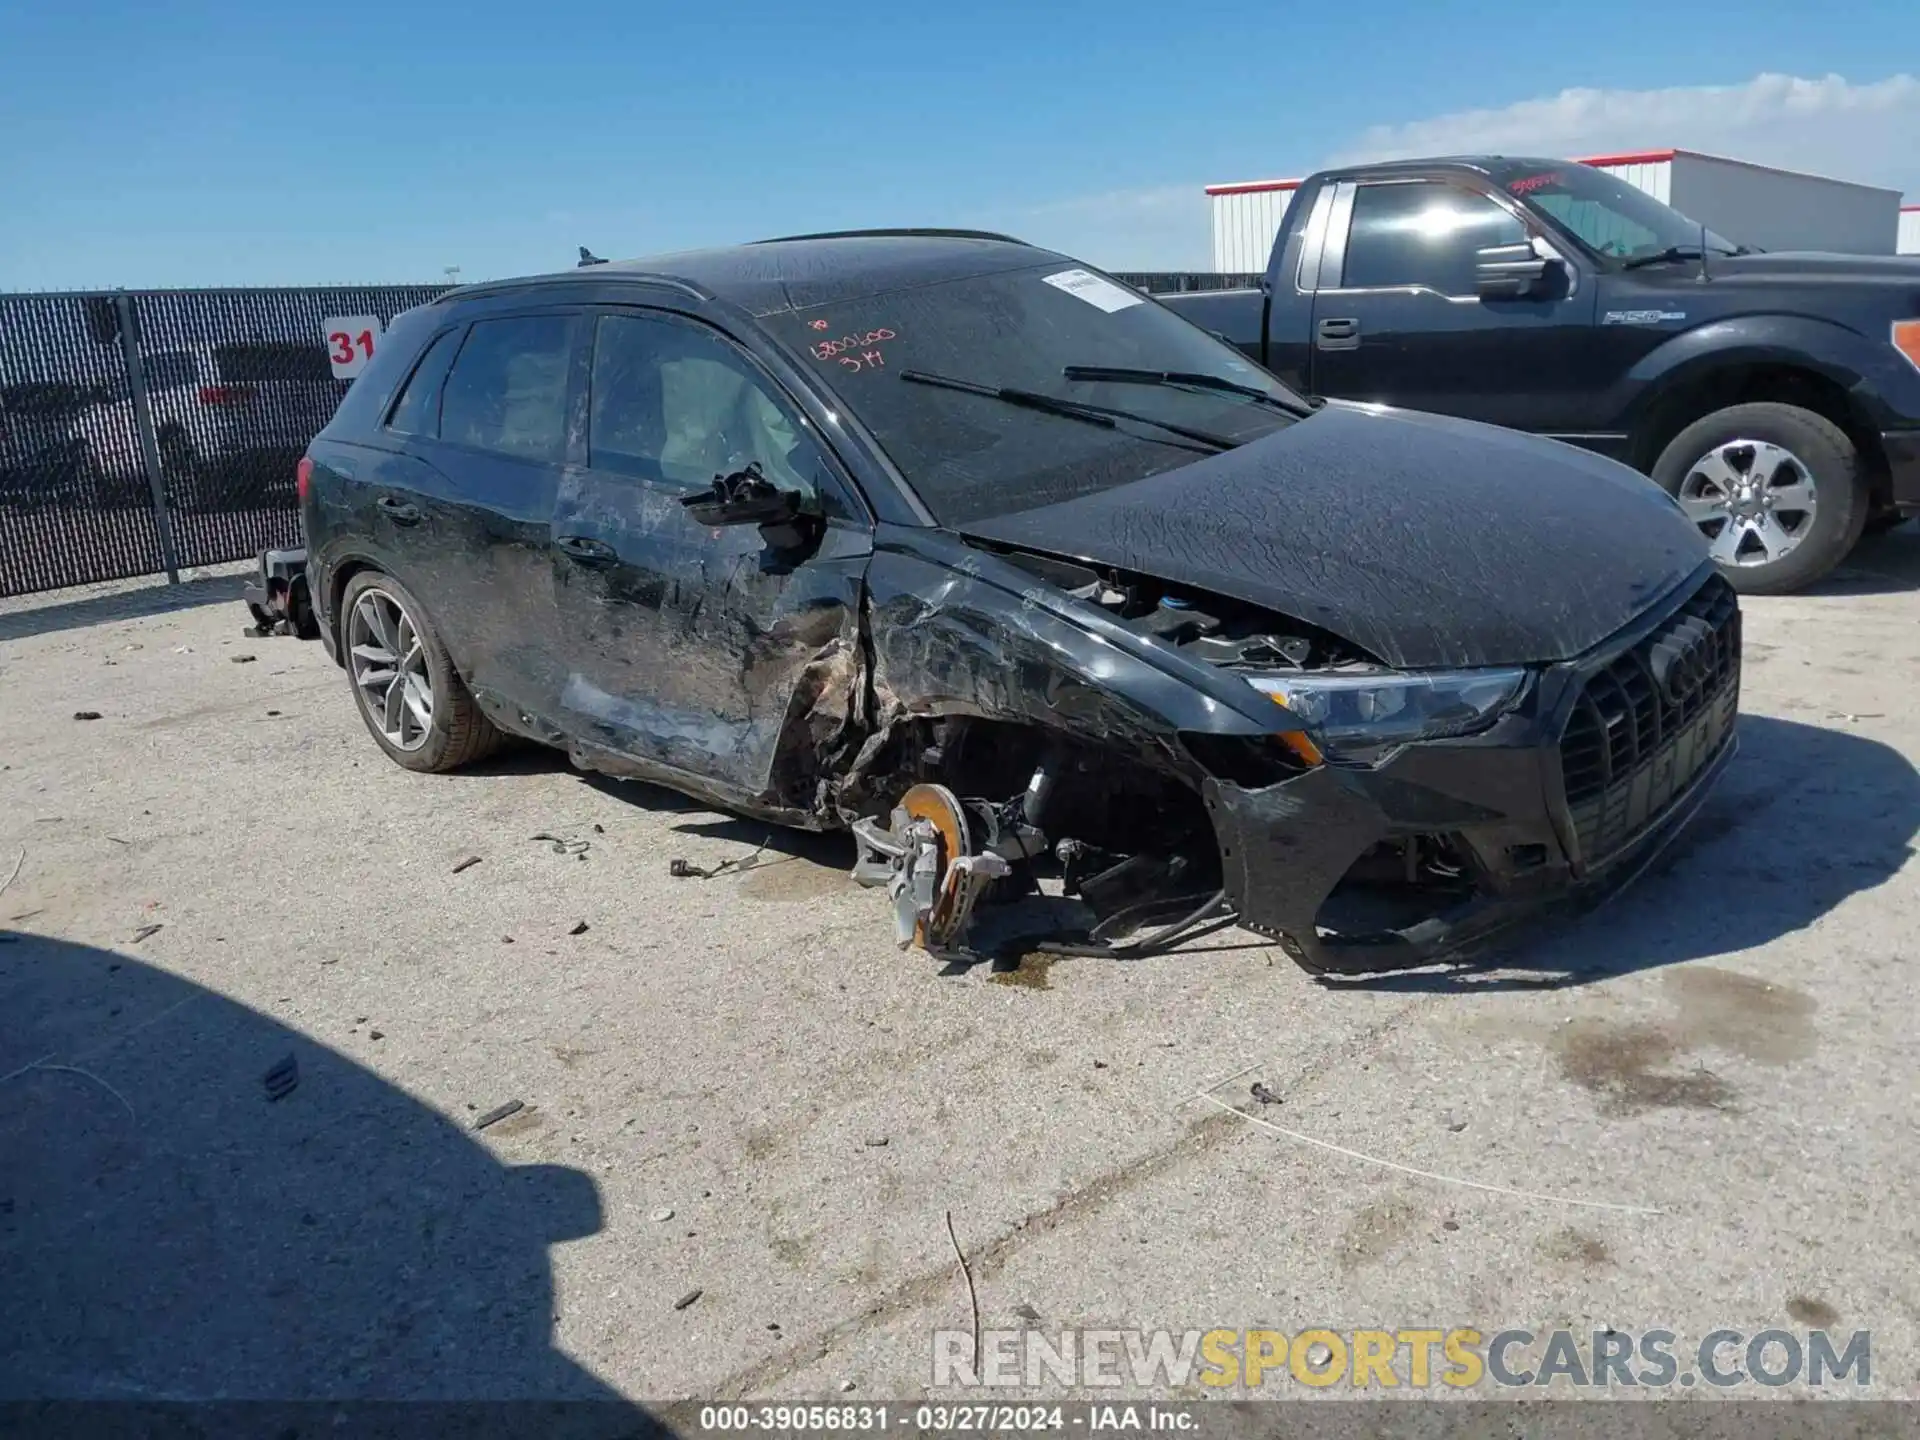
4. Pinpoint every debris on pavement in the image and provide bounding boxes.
[131,922,163,944]
[72,711,102,721]
[674,1288,703,1311]
[1250,1082,1281,1106]
[945,1209,981,1367]
[230,654,257,664]
[473,1100,525,1131]
[1014,1302,1042,1323]
[863,1136,890,1147]
[368,1030,385,1041]
[651,1207,676,1222]
[263,1054,299,1101]
[568,920,590,935]
[451,855,483,874]
[0,848,22,899]
[532,832,591,856]
[668,834,771,881]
